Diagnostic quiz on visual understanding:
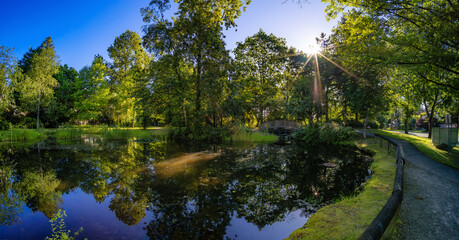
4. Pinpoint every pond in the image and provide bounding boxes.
[0,137,371,239]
